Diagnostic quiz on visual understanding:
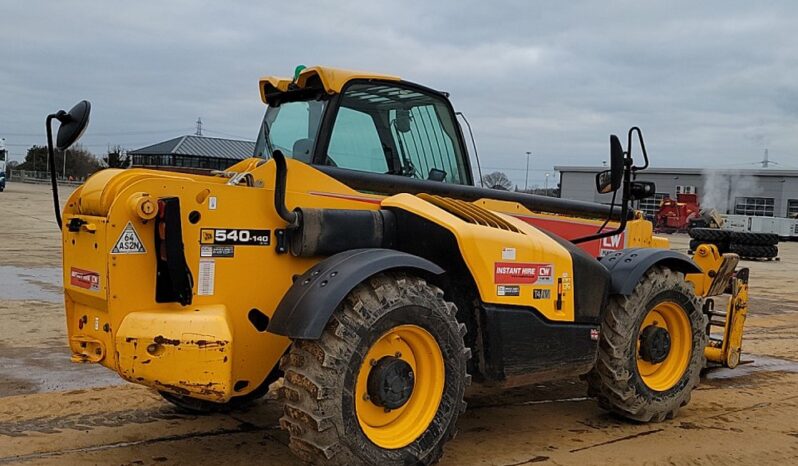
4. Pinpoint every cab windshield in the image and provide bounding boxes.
[254,98,327,162]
